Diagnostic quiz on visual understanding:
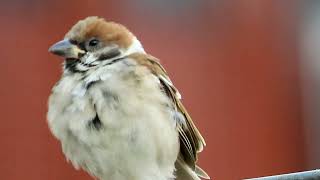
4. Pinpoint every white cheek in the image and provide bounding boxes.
[84,53,96,64]
[91,61,100,65]
[76,63,89,71]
